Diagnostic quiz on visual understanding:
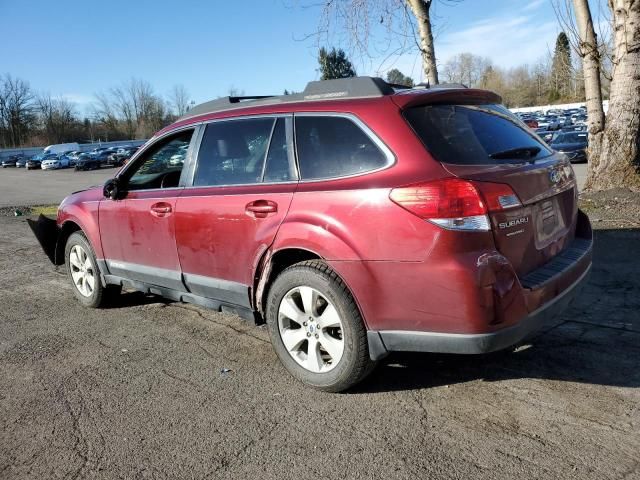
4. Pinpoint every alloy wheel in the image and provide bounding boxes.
[69,244,95,297]
[278,285,344,373]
